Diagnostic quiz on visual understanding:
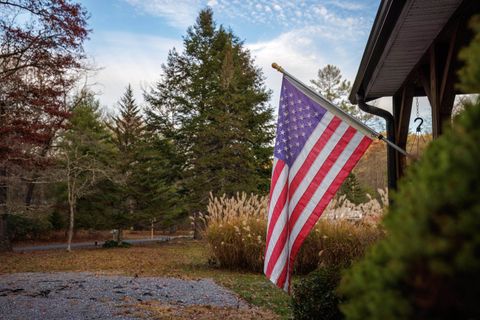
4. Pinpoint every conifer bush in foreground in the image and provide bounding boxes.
[339,101,480,319]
